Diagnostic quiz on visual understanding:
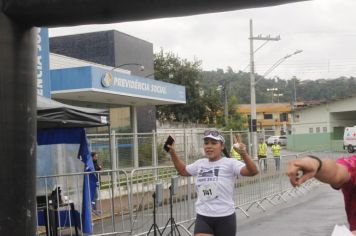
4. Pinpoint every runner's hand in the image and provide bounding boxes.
[287,158,319,187]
